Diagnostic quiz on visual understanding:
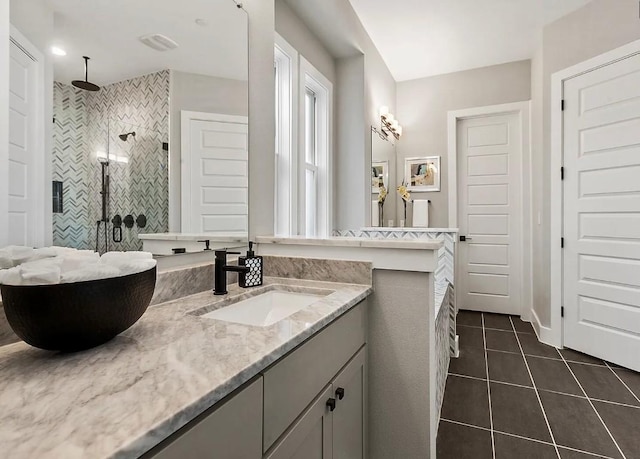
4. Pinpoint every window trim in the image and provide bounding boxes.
[274,33,299,236]
[299,56,333,238]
